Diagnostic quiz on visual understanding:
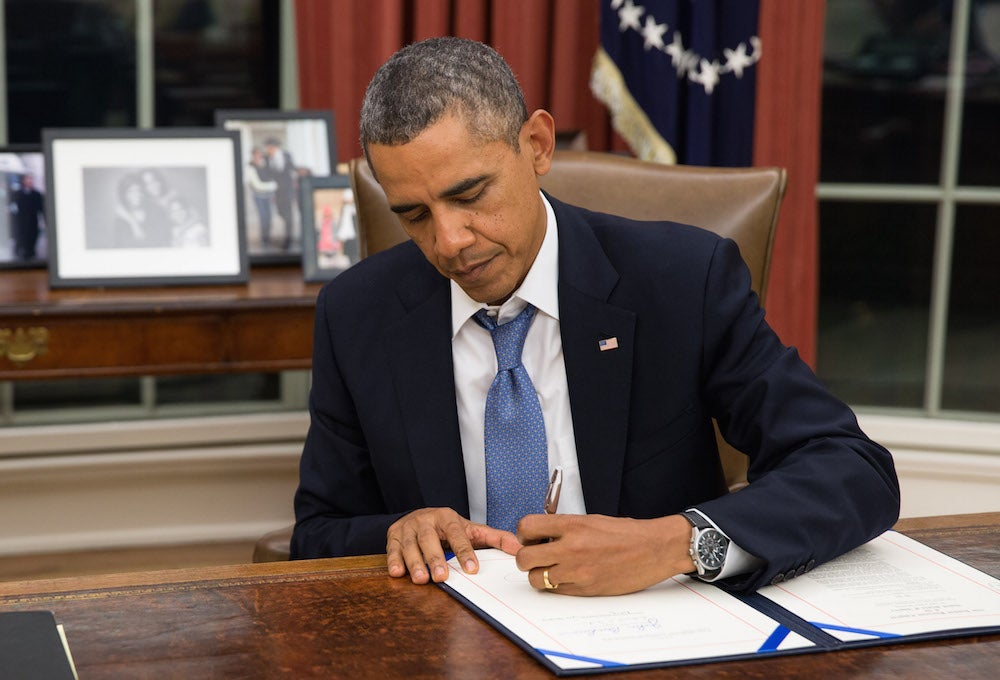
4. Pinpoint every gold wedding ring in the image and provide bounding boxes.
[542,568,558,591]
